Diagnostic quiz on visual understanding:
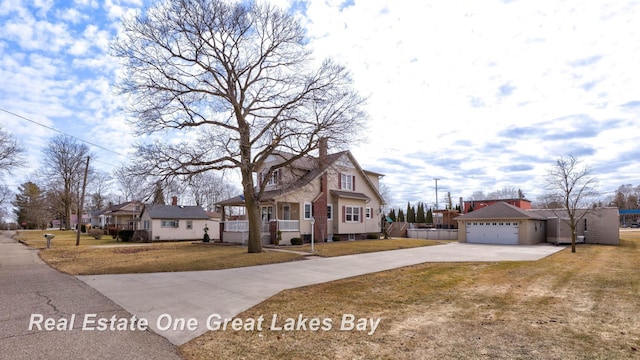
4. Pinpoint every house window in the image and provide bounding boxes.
[261,206,273,221]
[186,221,193,229]
[143,220,150,230]
[365,207,372,219]
[267,169,280,185]
[161,220,179,228]
[303,202,313,220]
[345,206,361,222]
[340,173,354,191]
[327,204,333,221]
